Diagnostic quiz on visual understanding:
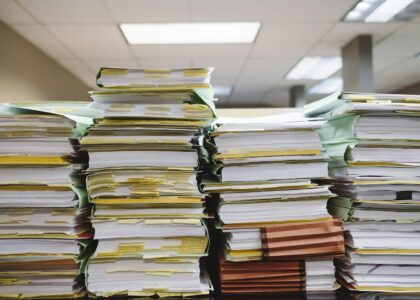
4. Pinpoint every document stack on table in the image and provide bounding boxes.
[0,102,94,299]
[305,91,420,293]
[82,67,216,297]
[203,113,344,296]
